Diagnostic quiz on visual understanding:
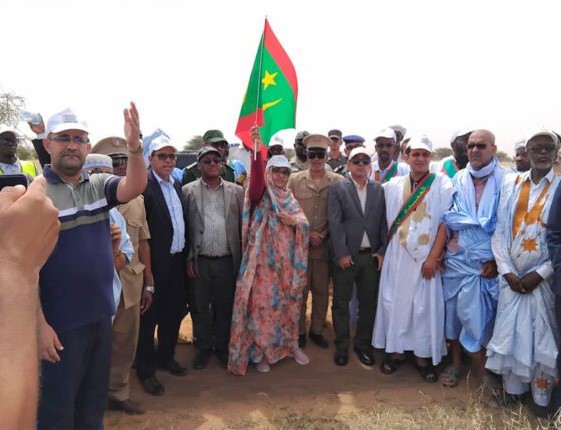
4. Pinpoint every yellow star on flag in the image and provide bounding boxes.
[522,237,538,253]
[262,70,278,90]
